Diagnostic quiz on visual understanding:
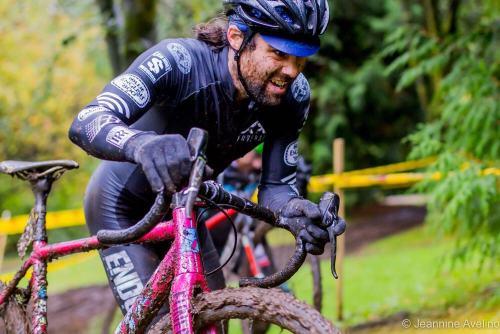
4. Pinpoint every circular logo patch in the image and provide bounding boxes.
[284,141,299,166]
[167,43,192,74]
[291,73,310,102]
